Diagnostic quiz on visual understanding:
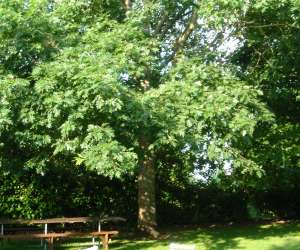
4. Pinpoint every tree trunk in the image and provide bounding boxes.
[123,0,132,15]
[137,139,159,238]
